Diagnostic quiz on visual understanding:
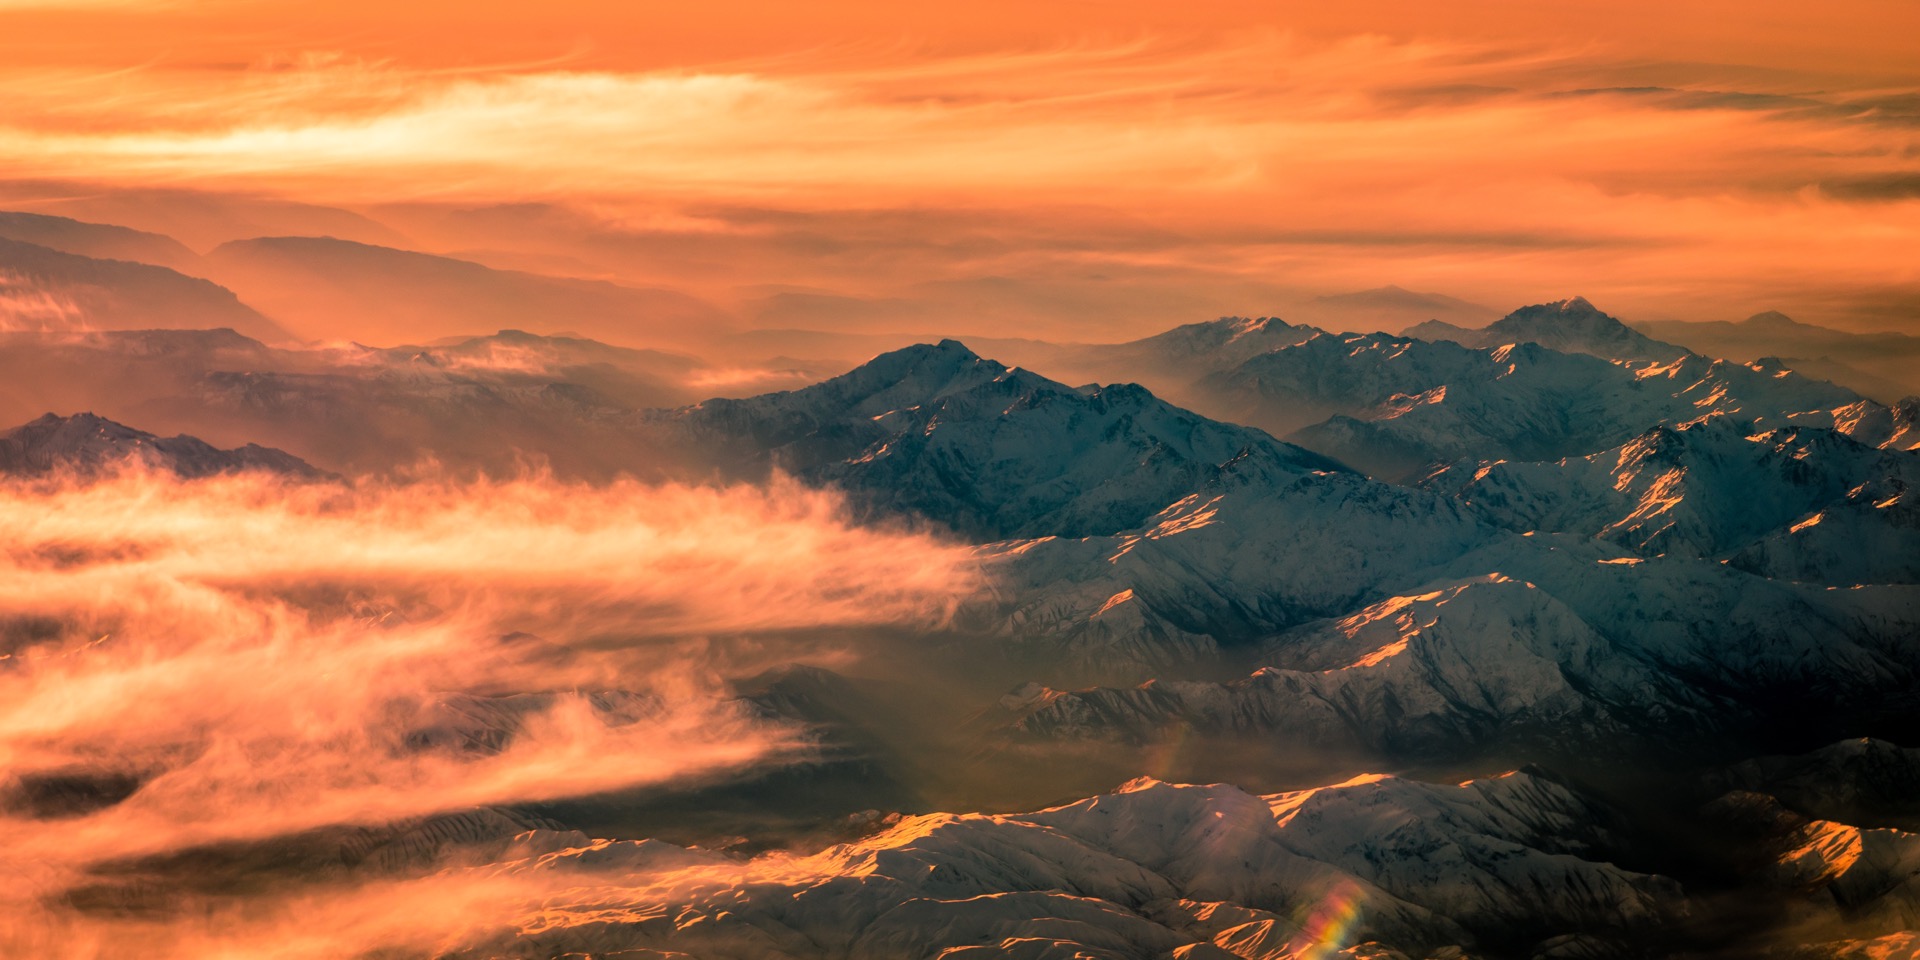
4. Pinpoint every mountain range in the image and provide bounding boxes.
[1634,311,1920,403]
[8,276,1920,959]
[1297,284,1499,331]
[0,412,319,479]
[1425,413,1920,584]
[0,210,201,272]
[201,235,734,346]
[1402,296,1687,363]
[0,236,292,342]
